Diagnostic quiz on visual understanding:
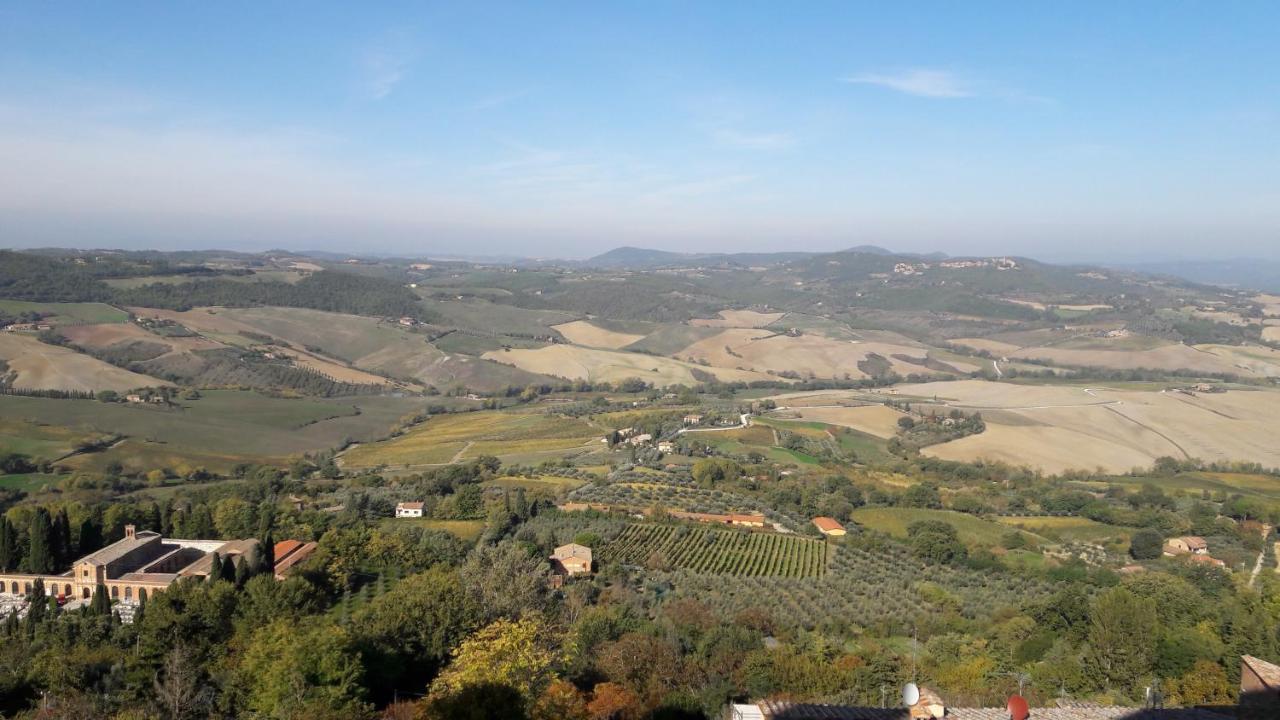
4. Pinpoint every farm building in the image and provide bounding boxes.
[657,440,676,453]
[550,543,592,576]
[1165,535,1209,555]
[0,525,258,606]
[1186,553,1227,568]
[812,517,846,536]
[395,501,425,518]
[272,539,318,580]
[683,414,703,425]
[667,510,766,528]
[628,433,653,445]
